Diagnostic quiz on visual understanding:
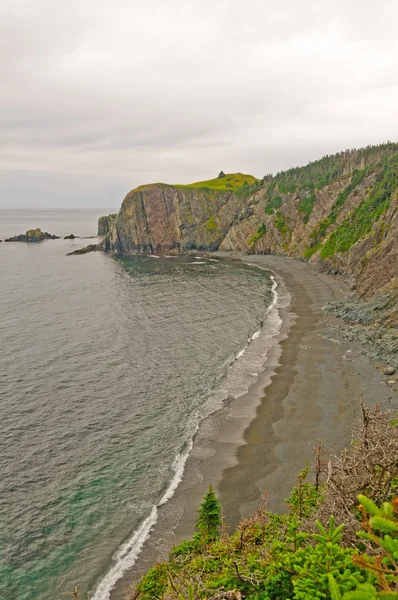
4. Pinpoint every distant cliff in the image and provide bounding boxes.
[98,213,117,236]
[99,142,398,305]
